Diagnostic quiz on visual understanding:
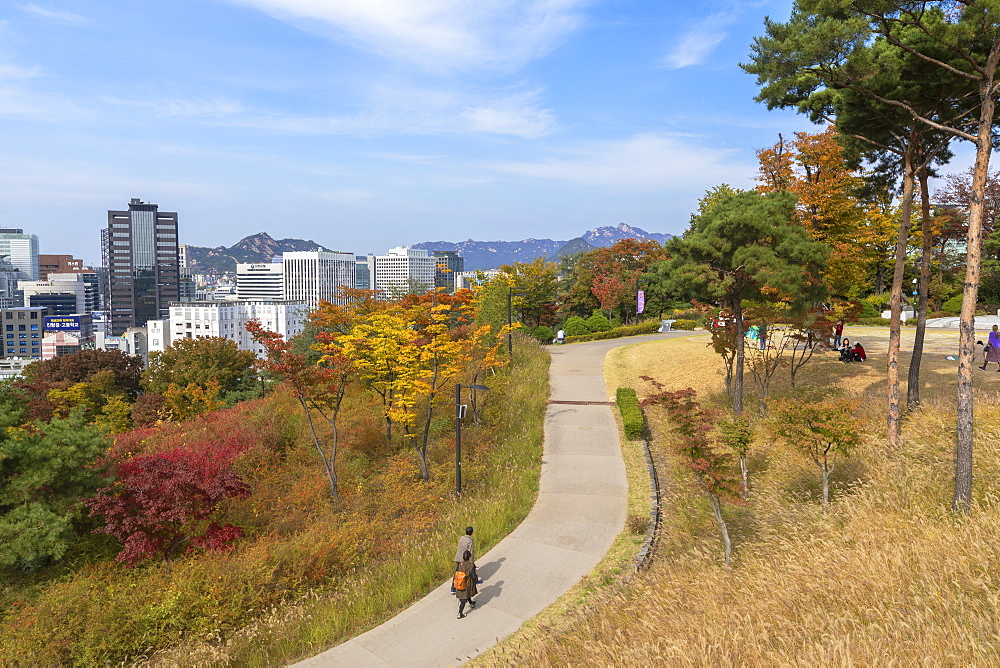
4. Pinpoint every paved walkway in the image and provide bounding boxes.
[295,332,691,667]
